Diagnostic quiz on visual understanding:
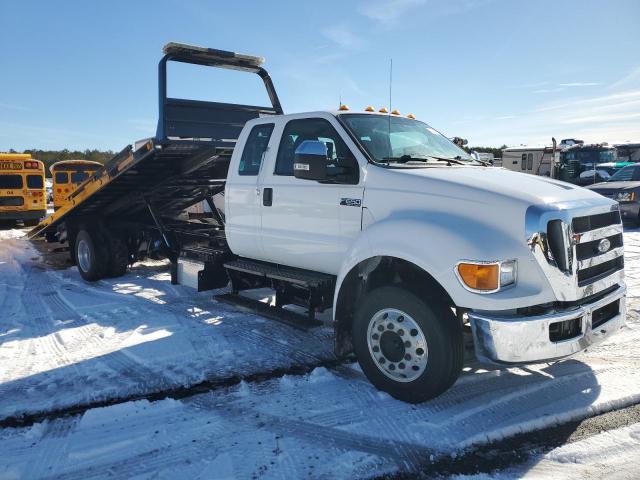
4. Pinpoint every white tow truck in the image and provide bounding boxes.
[31,44,626,402]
